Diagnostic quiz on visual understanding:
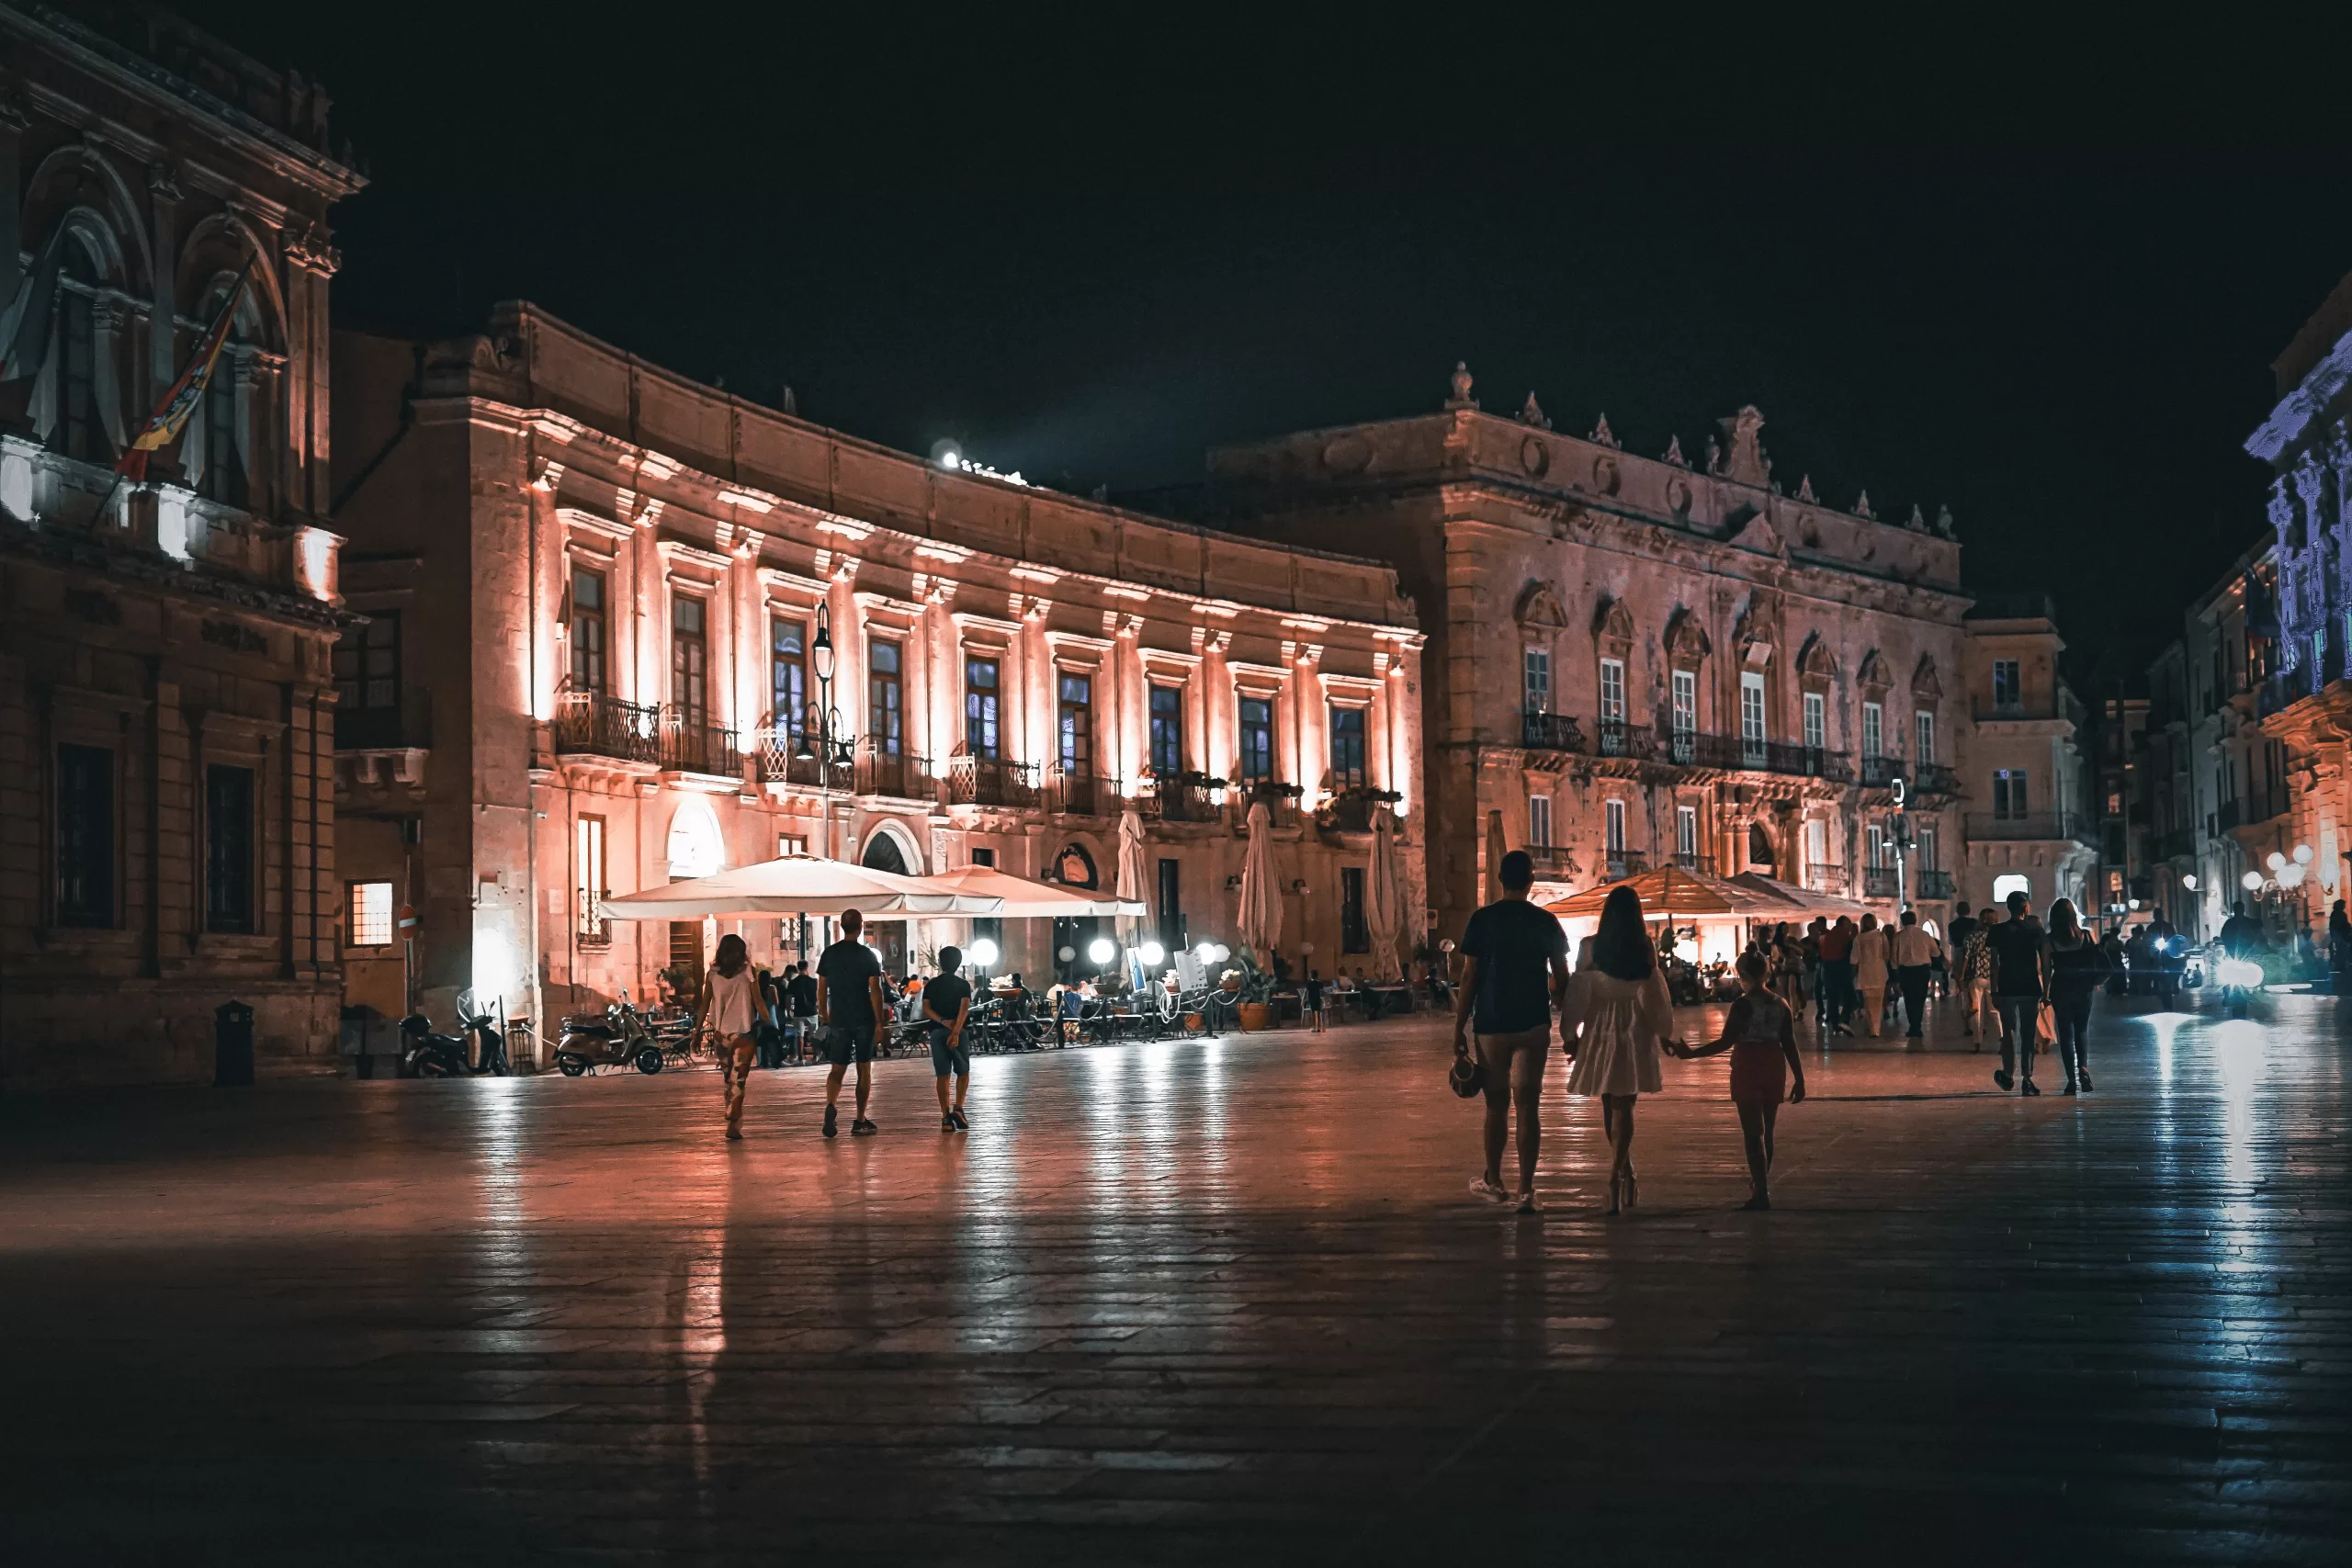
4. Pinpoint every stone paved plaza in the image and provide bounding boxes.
[4,992,2348,1564]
